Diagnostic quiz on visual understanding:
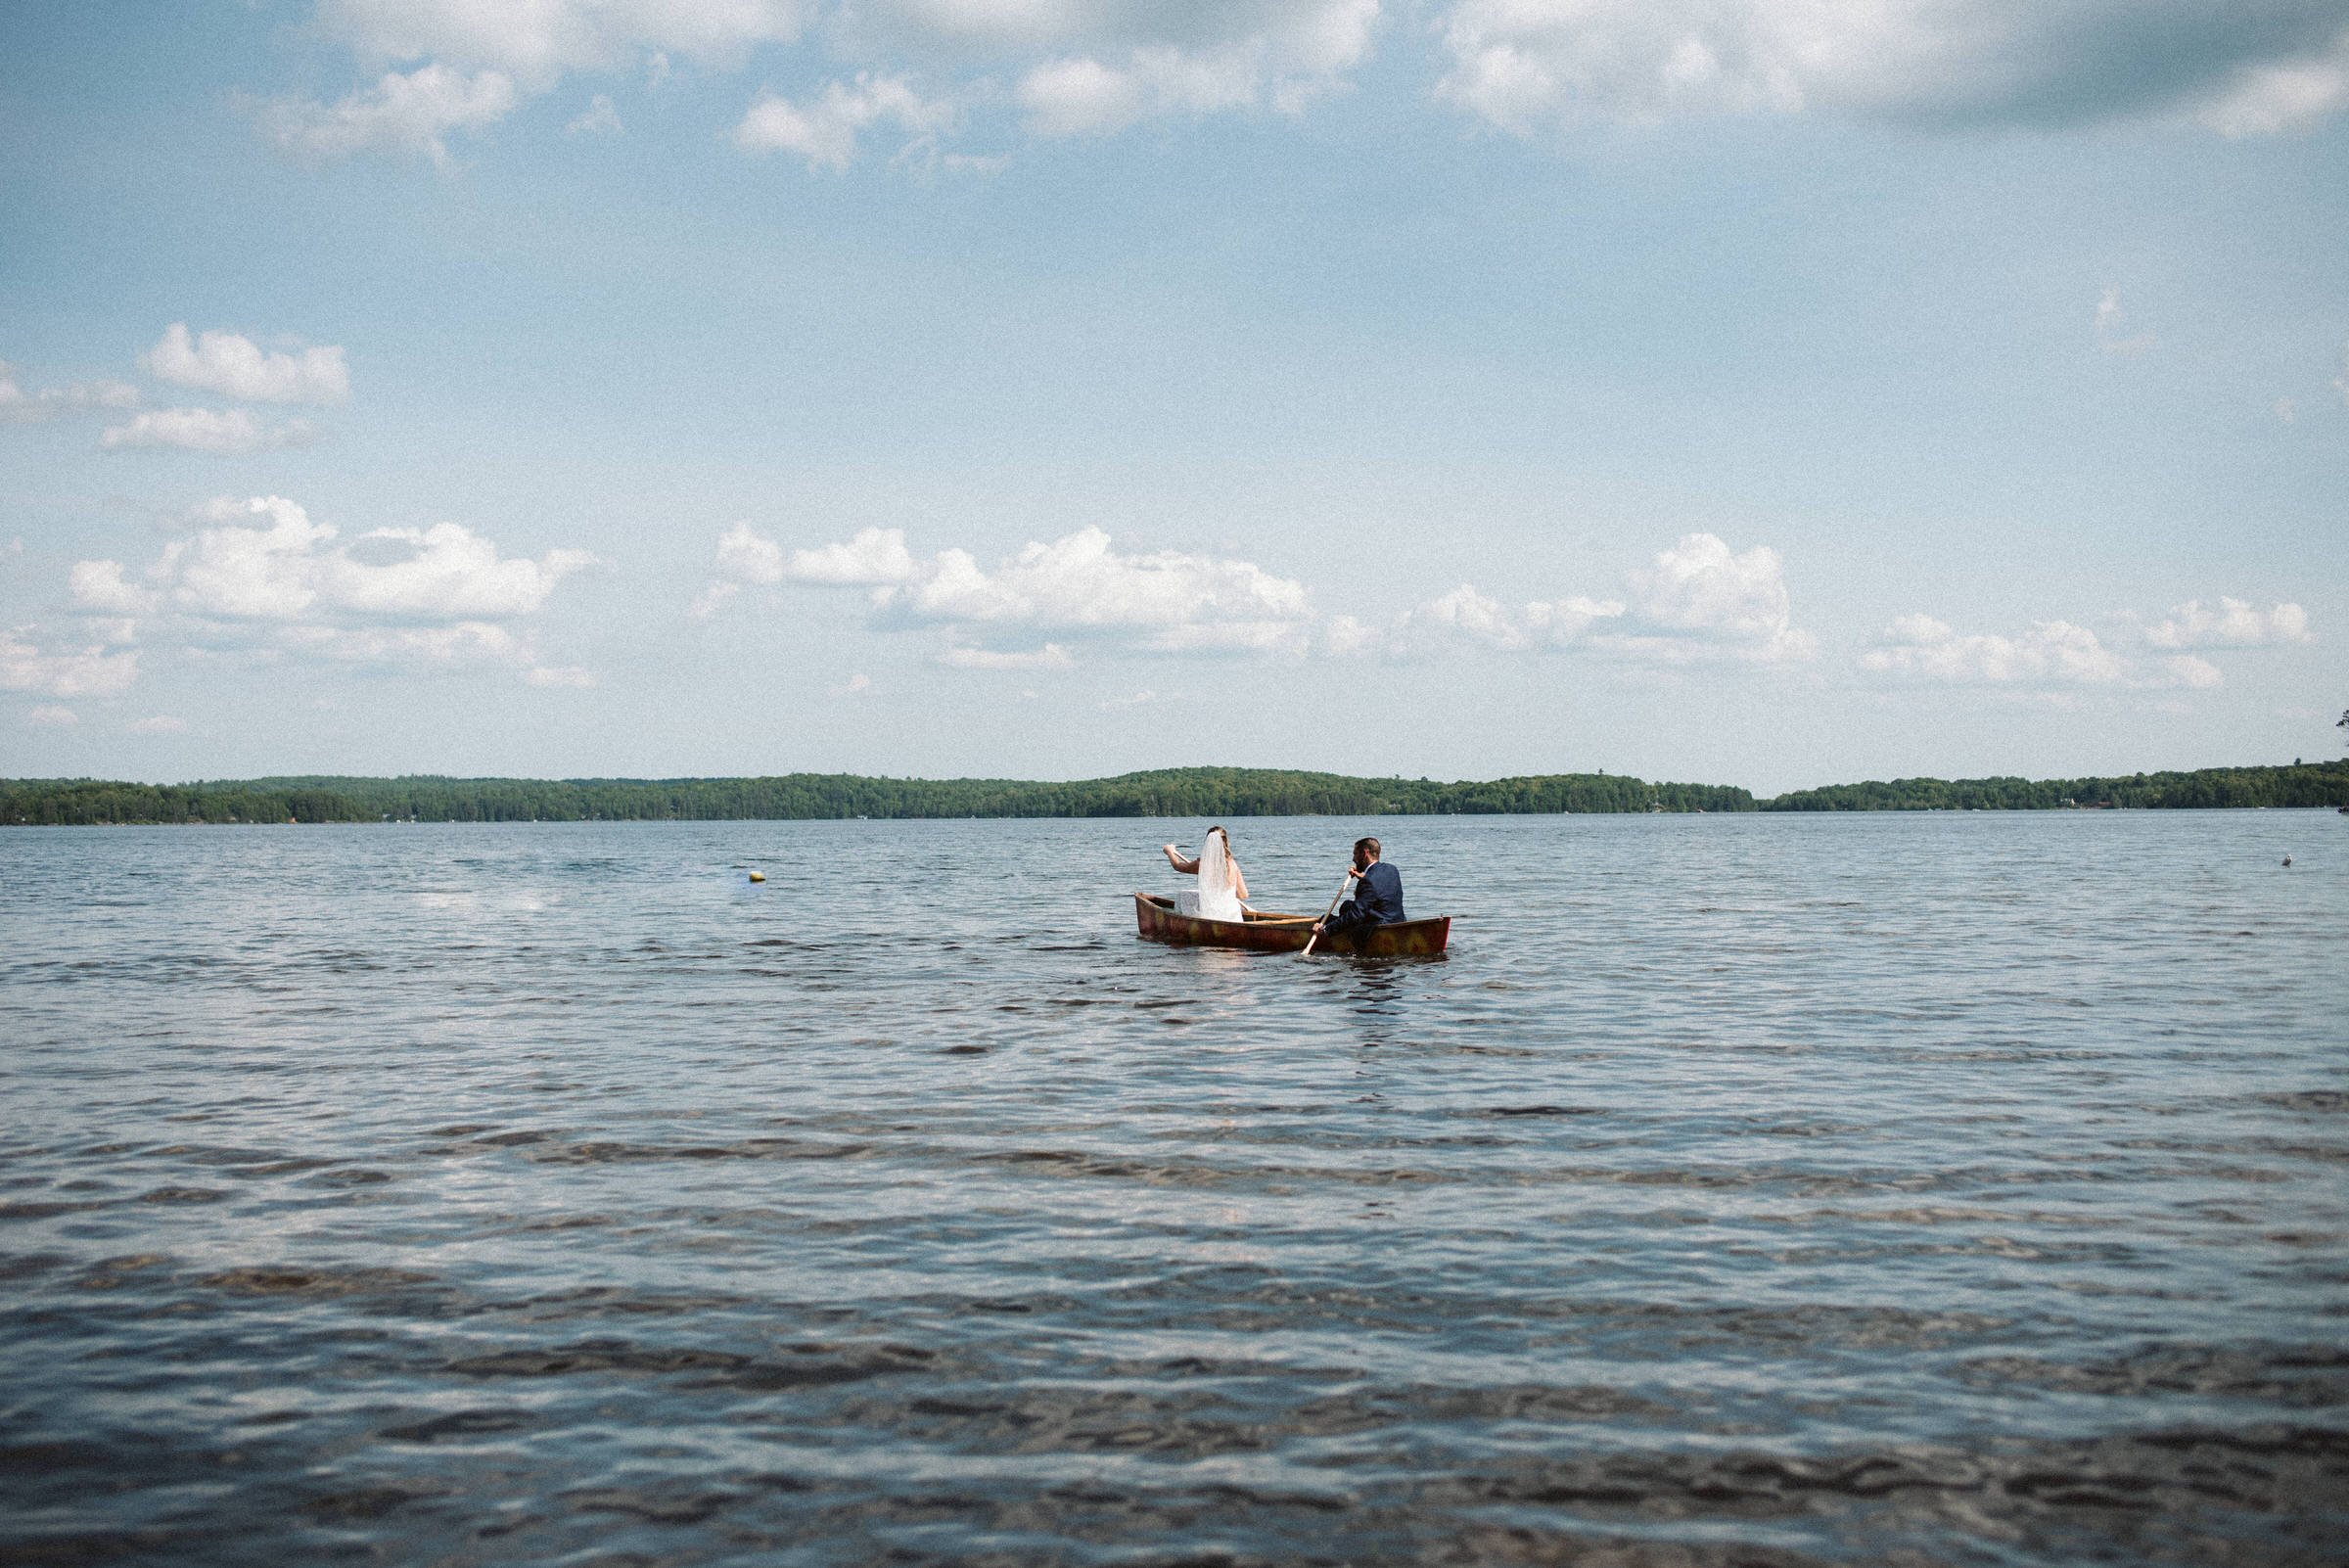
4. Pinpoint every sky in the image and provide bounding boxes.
[1,1,2343,796]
